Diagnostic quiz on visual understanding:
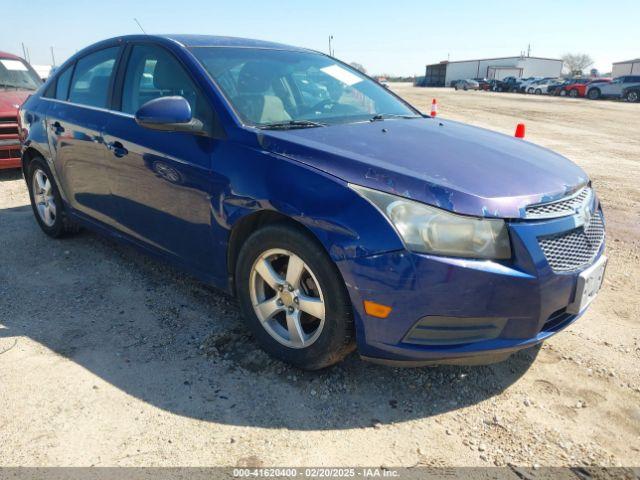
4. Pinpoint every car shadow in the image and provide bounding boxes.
[0,204,539,431]
[0,169,22,182]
